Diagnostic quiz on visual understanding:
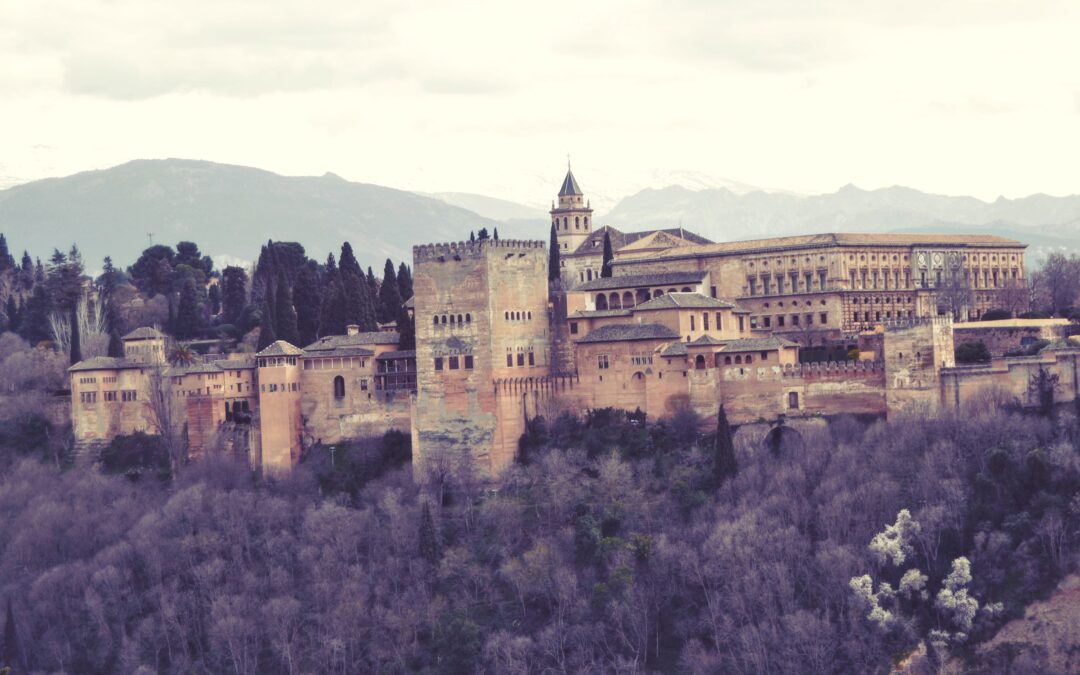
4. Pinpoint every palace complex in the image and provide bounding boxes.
[70,167,1080,477]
